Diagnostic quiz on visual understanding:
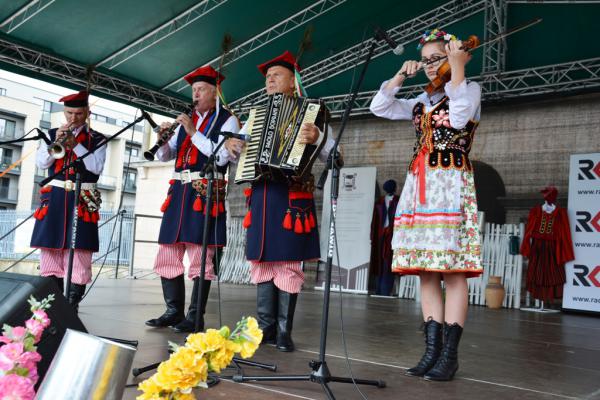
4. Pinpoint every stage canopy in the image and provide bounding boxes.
[0,0,598,117]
